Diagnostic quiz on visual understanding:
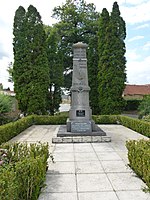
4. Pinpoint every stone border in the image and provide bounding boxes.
[52,136,111,143]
